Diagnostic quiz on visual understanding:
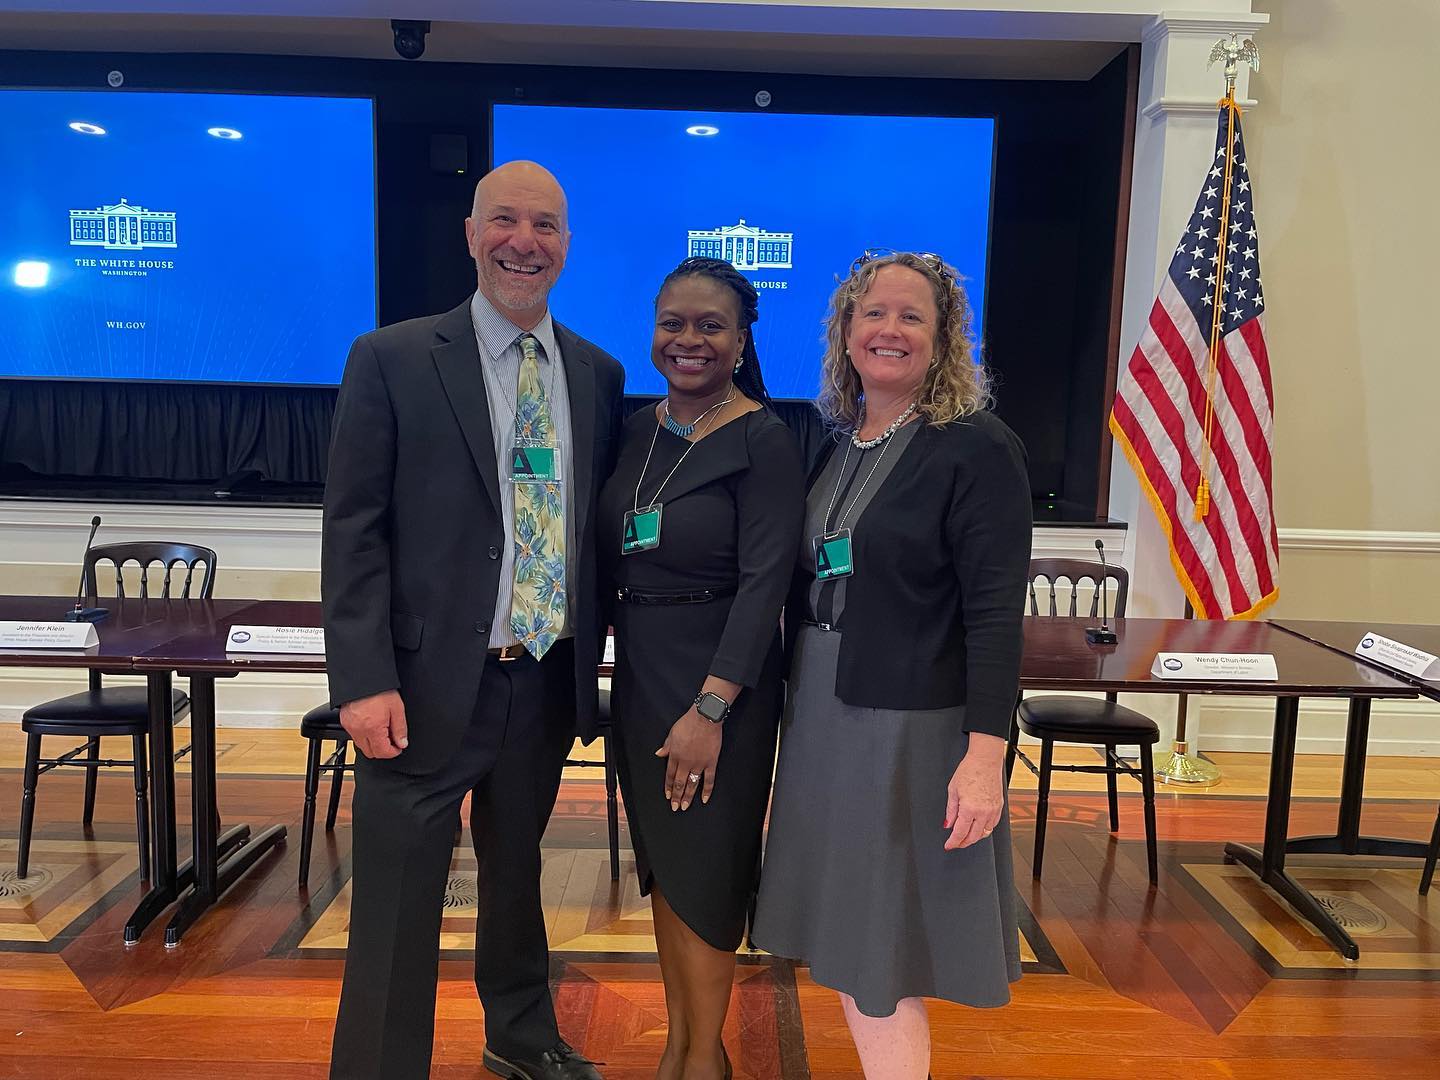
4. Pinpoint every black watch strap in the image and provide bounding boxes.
[694,690,731,723]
